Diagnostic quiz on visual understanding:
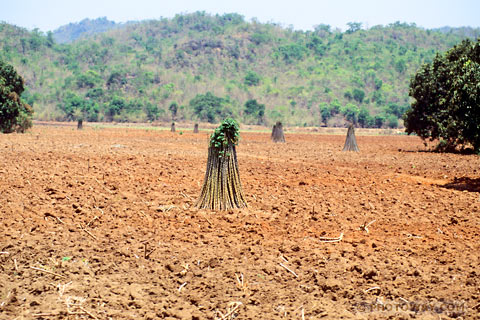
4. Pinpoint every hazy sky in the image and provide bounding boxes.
[1,0,479,32]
